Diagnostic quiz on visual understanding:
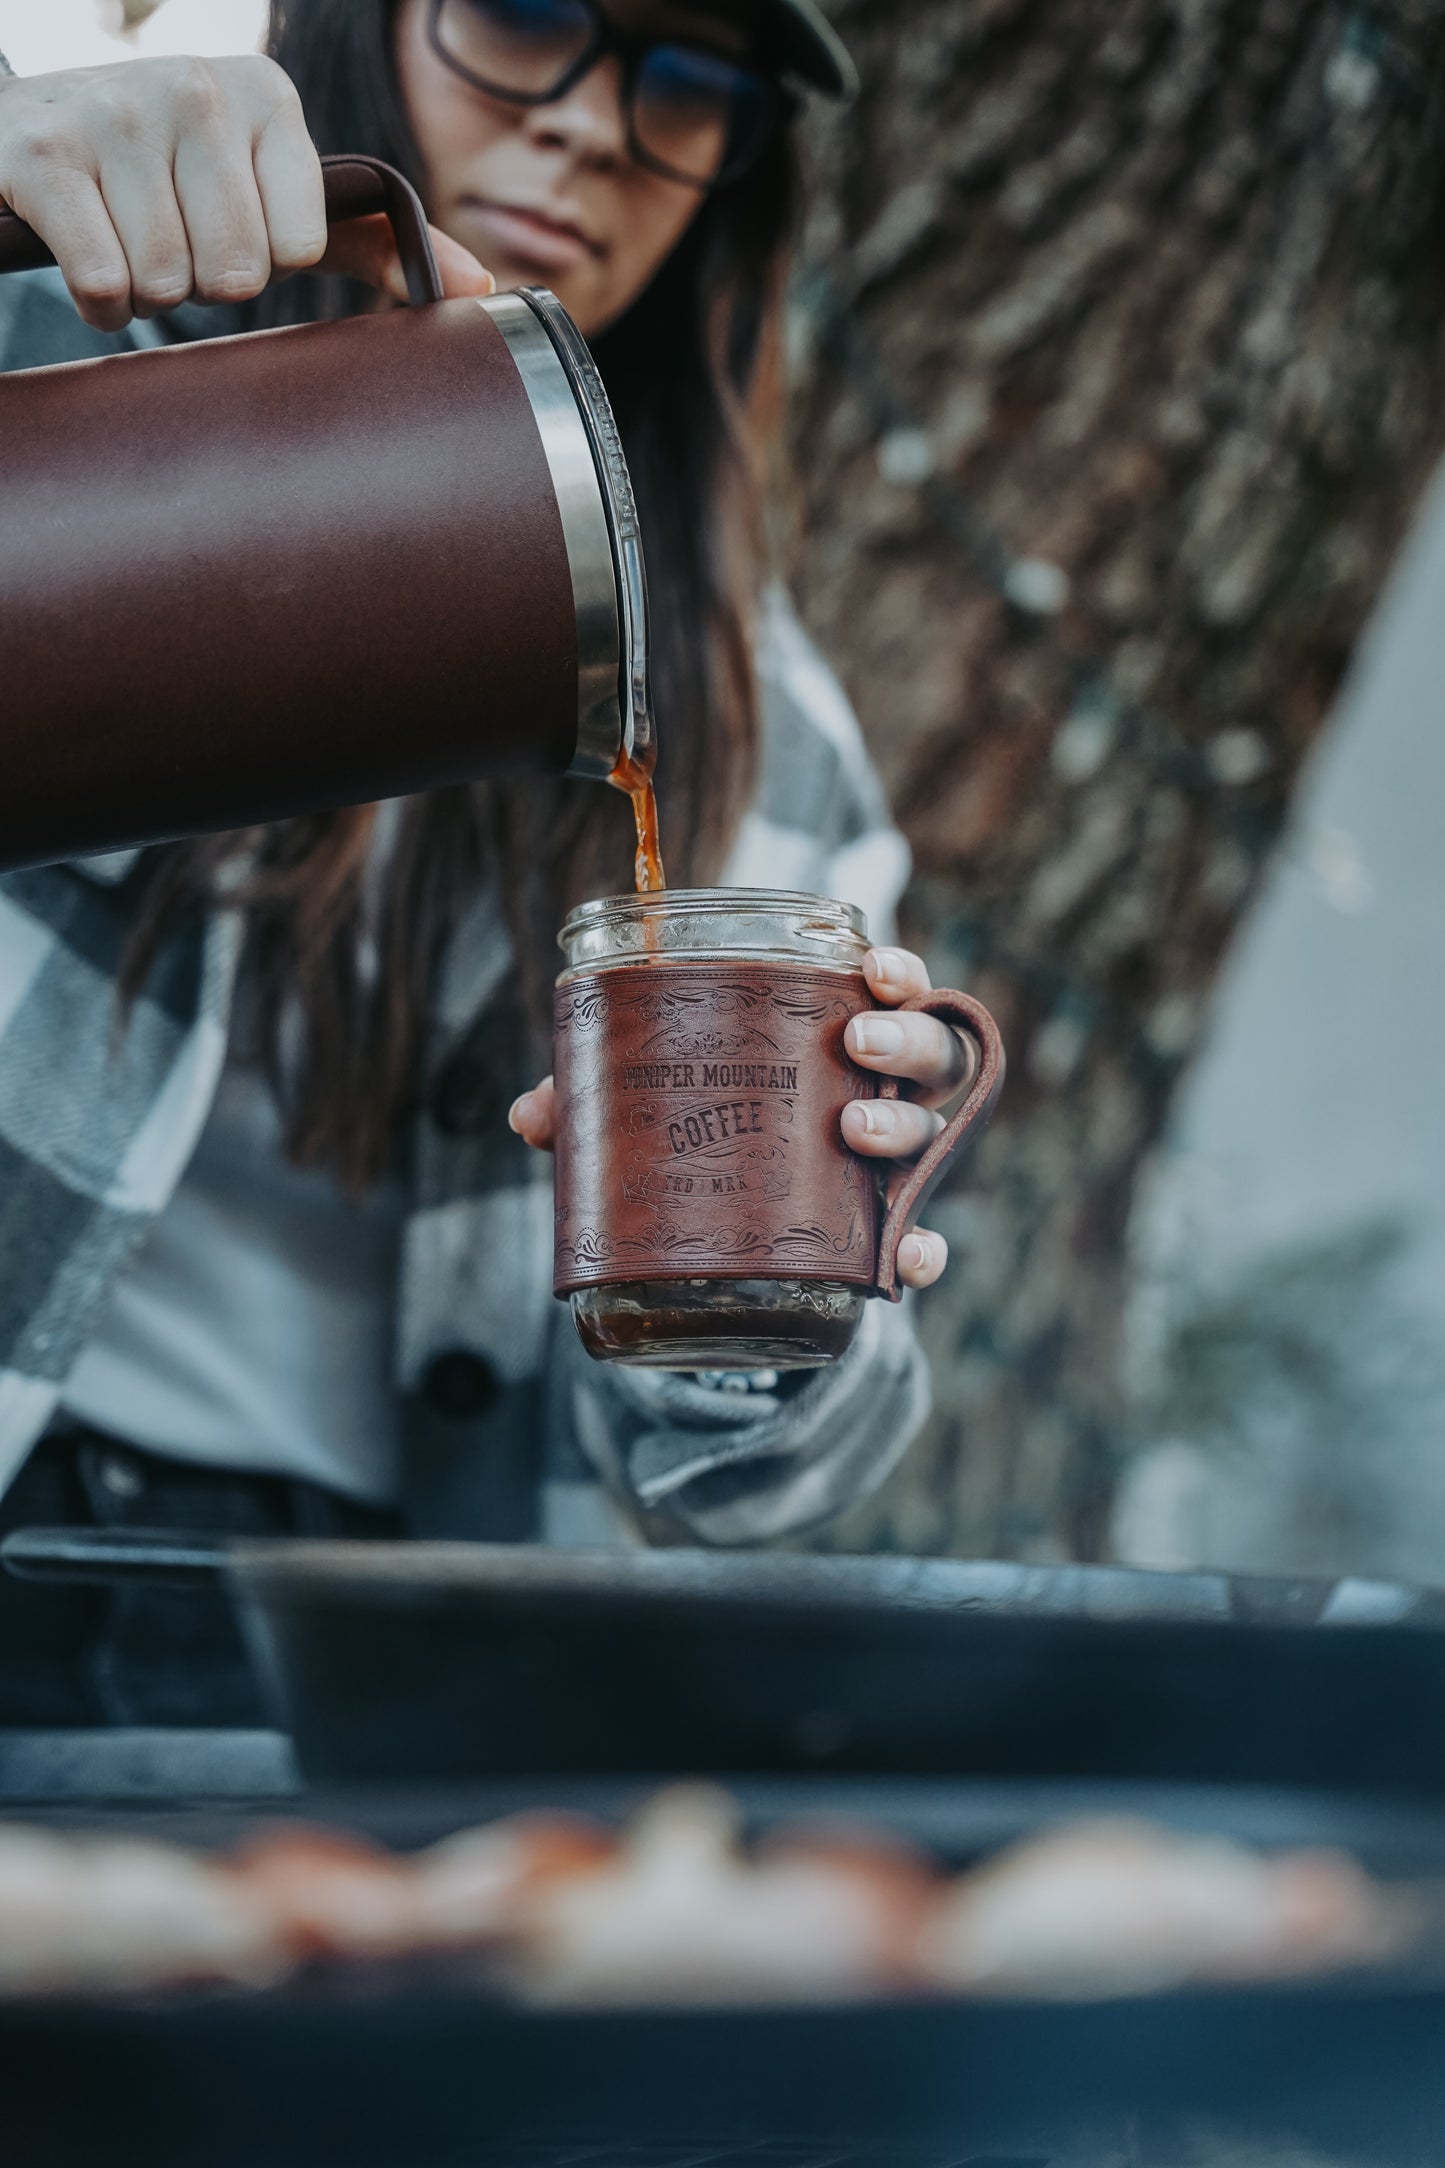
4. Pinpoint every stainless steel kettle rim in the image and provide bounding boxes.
[521,286,653,779]
[485,288,650,781]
